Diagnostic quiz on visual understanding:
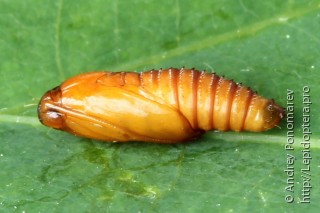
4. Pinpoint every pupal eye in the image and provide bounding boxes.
[47,109,63,120]
[42,108,65,129]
